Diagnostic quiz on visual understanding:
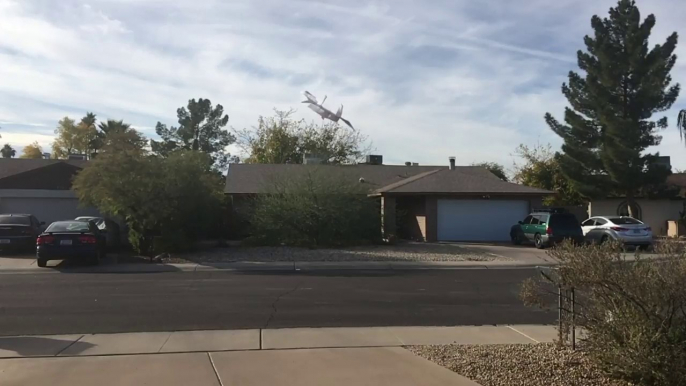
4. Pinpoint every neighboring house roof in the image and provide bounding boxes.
[0,159,87,180]
[666,173,686,188]
[225,163,553,196]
